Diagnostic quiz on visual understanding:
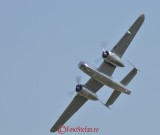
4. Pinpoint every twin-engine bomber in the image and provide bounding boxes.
[50,14,145,133]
